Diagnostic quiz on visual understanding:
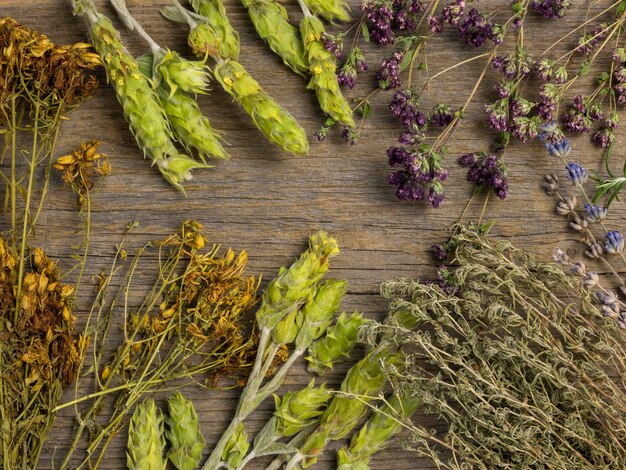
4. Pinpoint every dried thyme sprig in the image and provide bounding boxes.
[241,0,309,76]
[201,231,341,469]
[72,0,208,190]
[365,223,626,469]
[162,0,309,155]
